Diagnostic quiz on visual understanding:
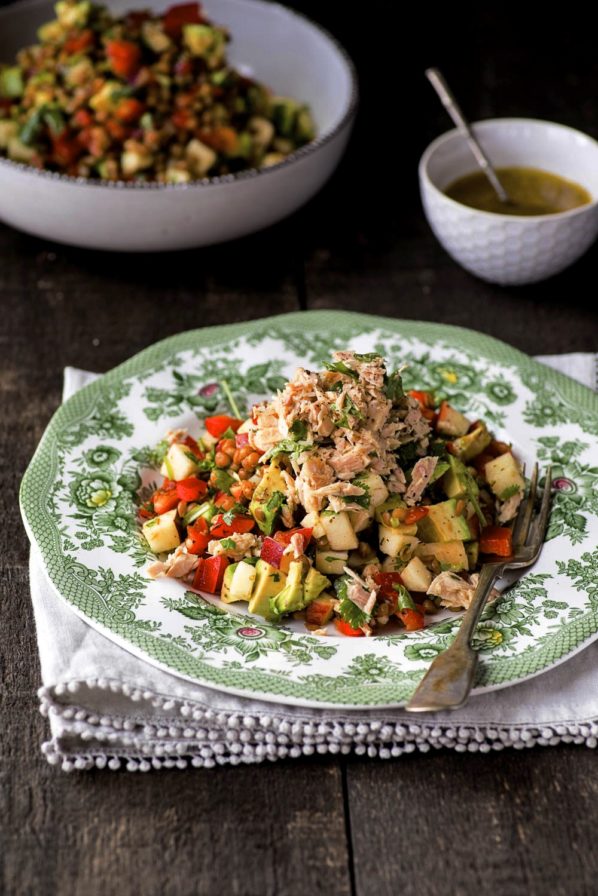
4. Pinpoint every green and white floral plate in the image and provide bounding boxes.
[20,311,598,708]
